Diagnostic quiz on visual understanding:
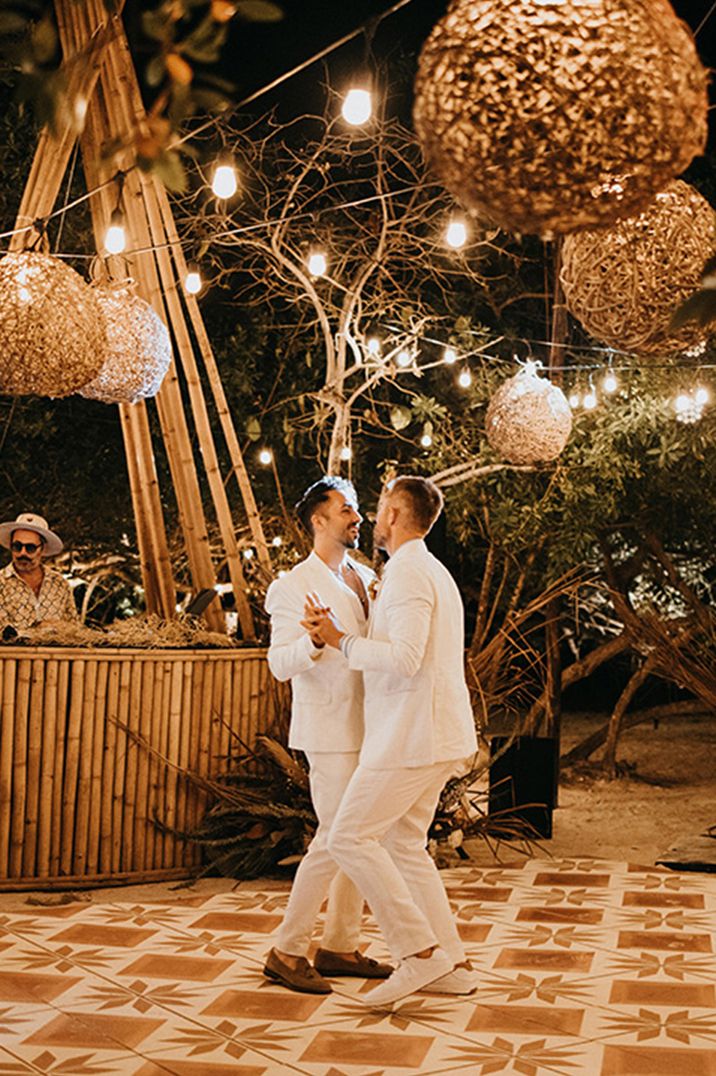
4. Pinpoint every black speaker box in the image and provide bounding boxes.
[489,736,557,839]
